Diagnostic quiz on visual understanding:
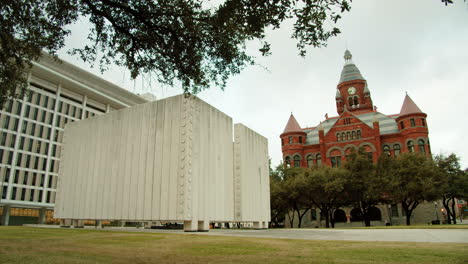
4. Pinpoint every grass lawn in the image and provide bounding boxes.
[333,225,468,230]
[0,227,467,264]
